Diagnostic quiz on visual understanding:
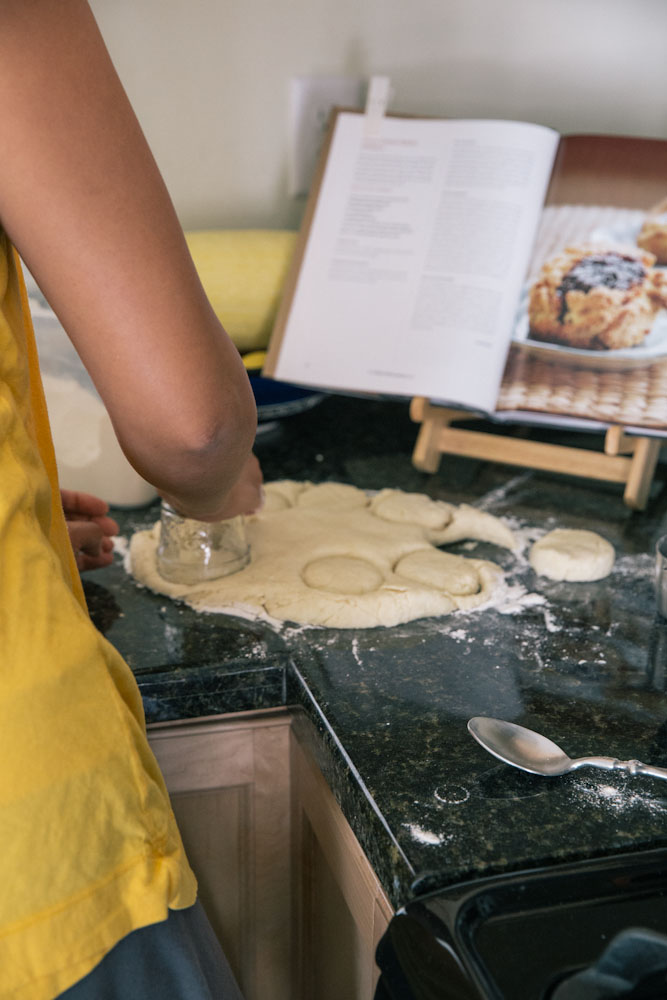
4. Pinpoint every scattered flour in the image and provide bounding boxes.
[434,785,470,804]
[350,637,364,667]
[403,823,447,846]
[613,553,654,579]
[473,473,533,512]
[493,581,545,615]
[112,535,129,559]
[571,777,667,817]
